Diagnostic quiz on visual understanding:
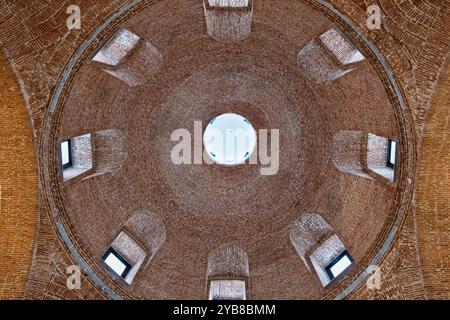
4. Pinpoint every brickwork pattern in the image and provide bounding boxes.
[0,53,37,300]
[319,27,365,65]
[367,134,388,169]
[88,129,127,178]
[290,213,335,258]
[331,131,370,178]
[204,0,253,43]
[0,0,129,300]
[0,0,449,300]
